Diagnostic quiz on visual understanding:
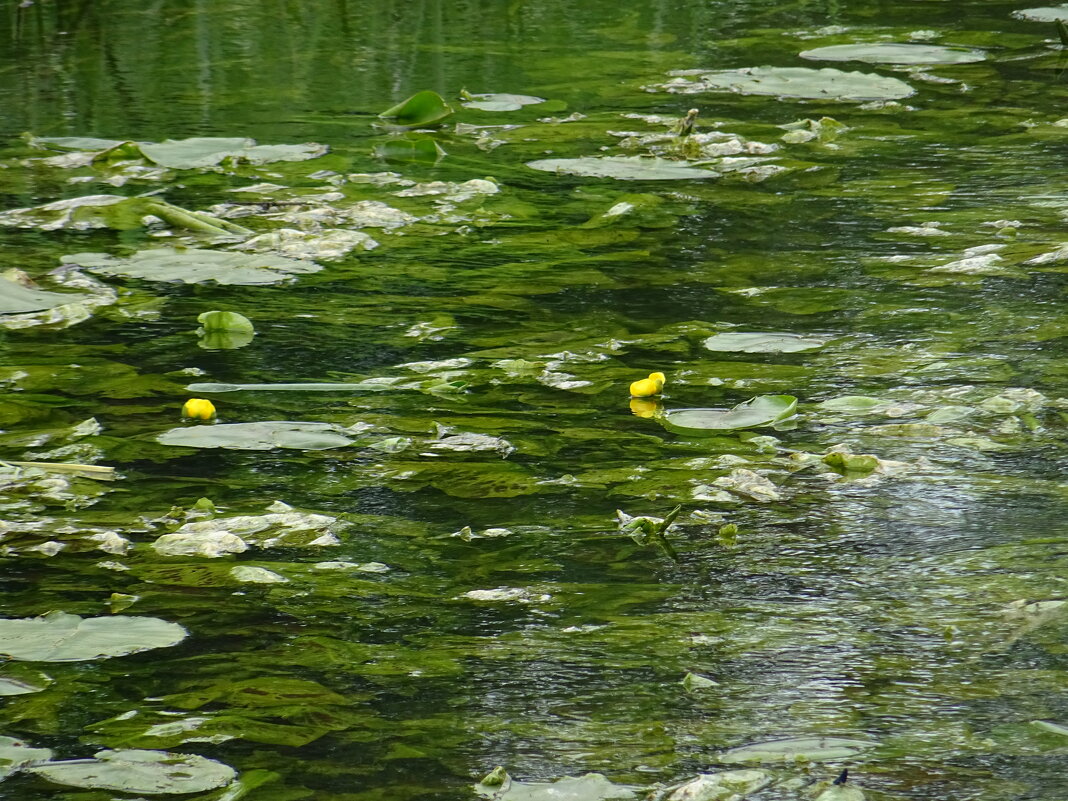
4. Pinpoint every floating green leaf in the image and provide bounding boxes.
[799,43,985,65]
[527,156,717,180]
[661,396,798,434]
[822,451,881,473]
[462,92,546,111]
[379,90,453,126]
[197,310,255,333]
[0,612,186,662]
[28,749,236,794]
[816,396,886,413]
[157,421,359,451]
[717,736,877,764]
[65,248,320,285]
[703,332,825,353]
[653,66,914,101]
[681,672,720,691]
[138,137,327,169]
[197,310,256,349]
